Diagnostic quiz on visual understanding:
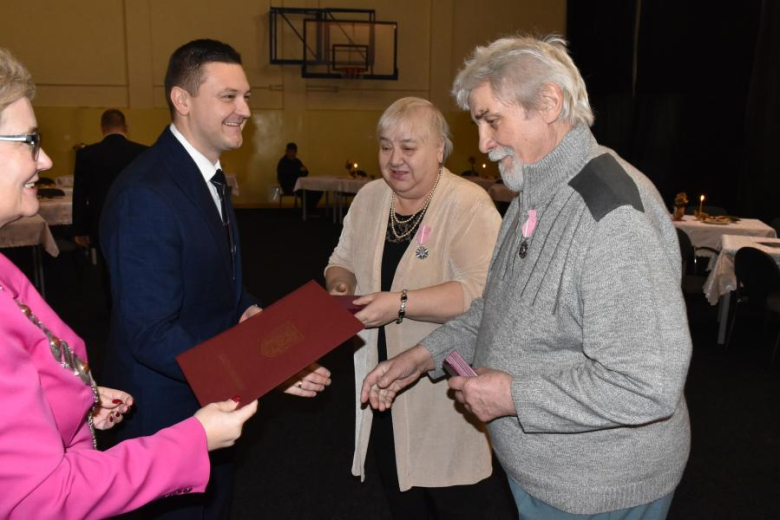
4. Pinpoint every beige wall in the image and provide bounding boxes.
[0,0,565,206]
